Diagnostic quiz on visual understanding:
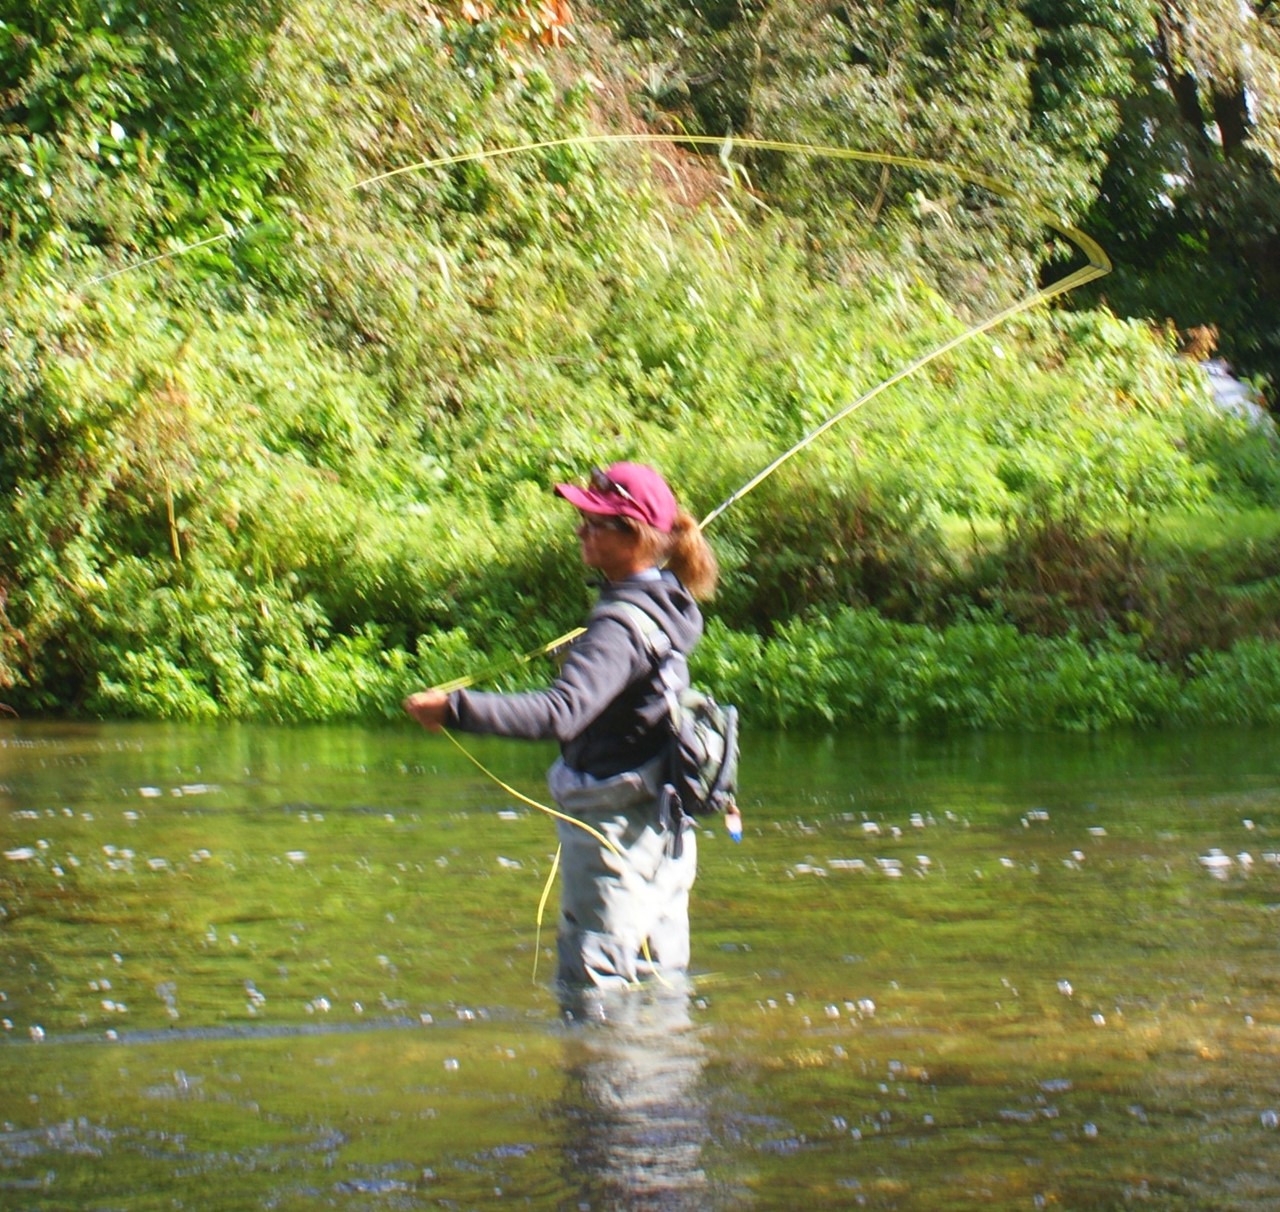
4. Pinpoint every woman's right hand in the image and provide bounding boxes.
[403,689,450,732]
